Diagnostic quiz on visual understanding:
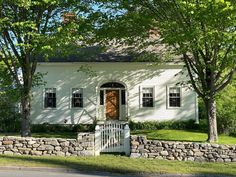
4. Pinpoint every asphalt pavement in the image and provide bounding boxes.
[0,167,234,177]
[0,170,112,177]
